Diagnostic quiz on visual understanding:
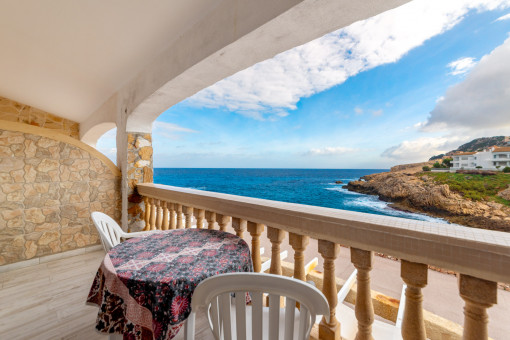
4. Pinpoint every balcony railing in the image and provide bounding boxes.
[136,183,510,340]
